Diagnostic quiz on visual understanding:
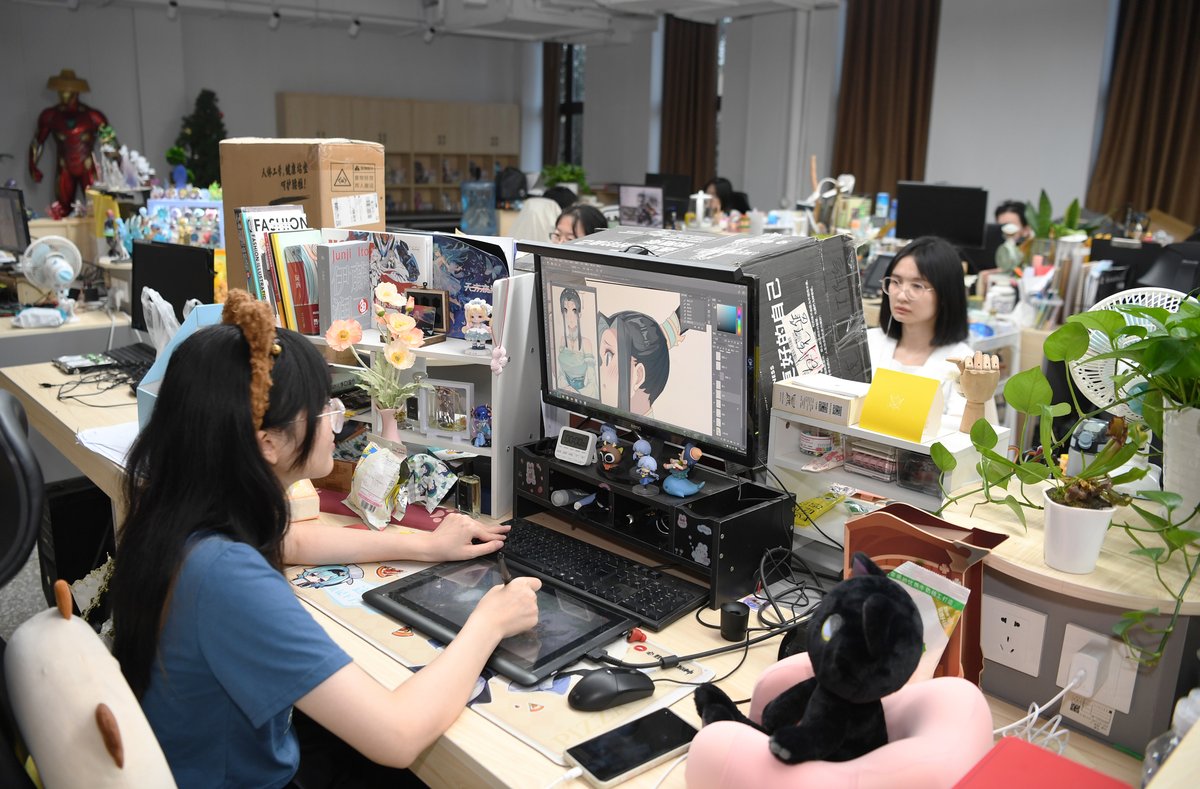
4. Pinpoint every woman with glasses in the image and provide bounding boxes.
[869,236,996,420]
[110,290,541,788]
[551,203,607,243]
